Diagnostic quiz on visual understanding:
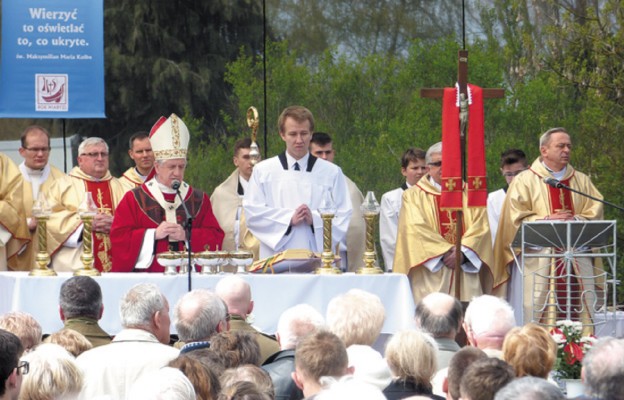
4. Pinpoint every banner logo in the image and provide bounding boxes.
[35,74,68,111]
